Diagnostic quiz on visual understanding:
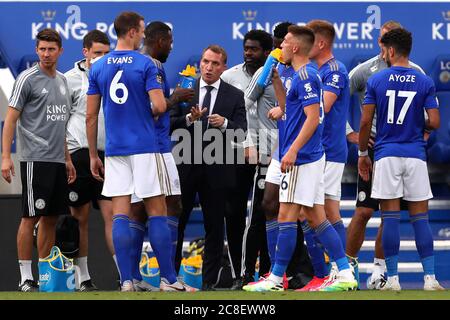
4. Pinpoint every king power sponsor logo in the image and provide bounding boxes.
[32,6,173,43]
[432,11,450,40]
[233,8,380,50]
